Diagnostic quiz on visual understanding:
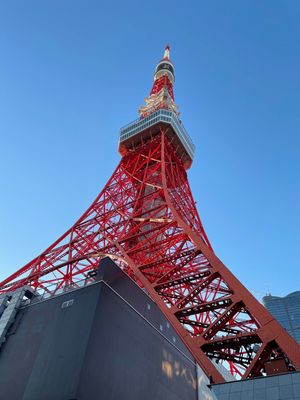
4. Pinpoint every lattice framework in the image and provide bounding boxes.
[1,131,300,382]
